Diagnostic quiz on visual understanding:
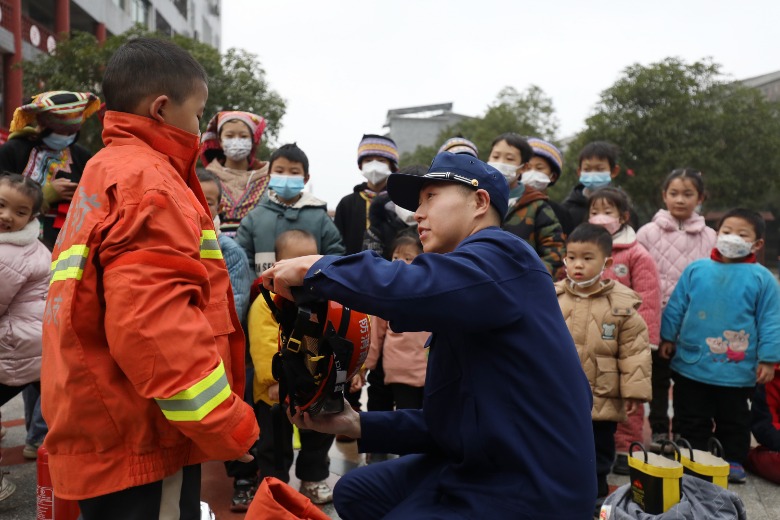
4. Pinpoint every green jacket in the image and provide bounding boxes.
[503,188,565,276]
[236,191,345,275]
